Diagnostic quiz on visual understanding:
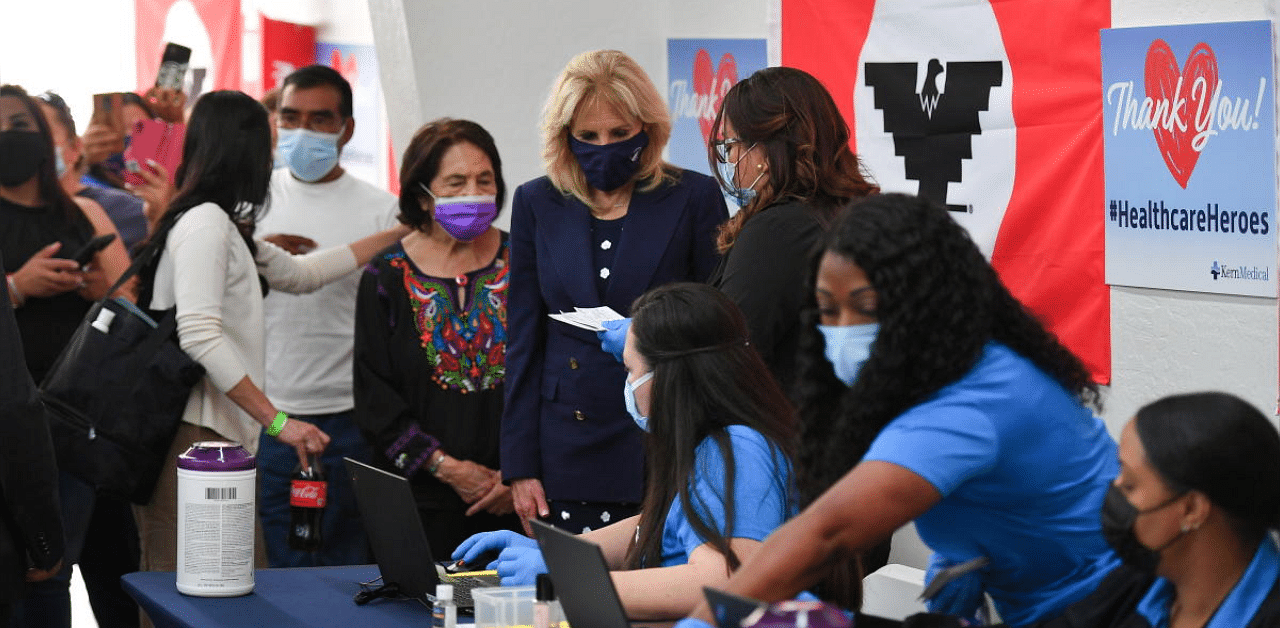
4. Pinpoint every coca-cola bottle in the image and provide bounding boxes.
[288,454,326,551]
